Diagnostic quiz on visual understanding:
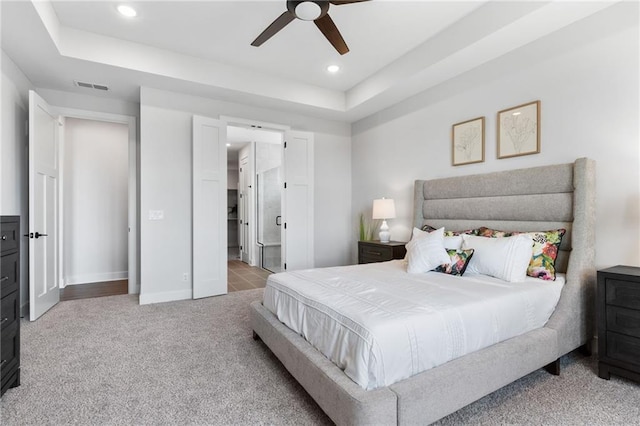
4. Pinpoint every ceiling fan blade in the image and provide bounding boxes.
[314,14,349,55]
[251,11,296,47]
[329,0,370,5]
